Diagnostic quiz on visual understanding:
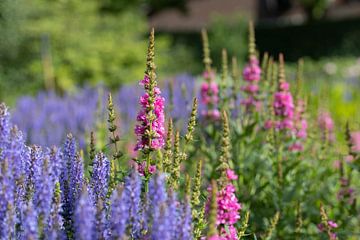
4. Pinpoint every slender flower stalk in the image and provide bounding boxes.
[185,98,198,144]
[217,111,231,188]
[264,212,280,240]
[107,93,122,186]
[230,56,240,113]
[170,131,181,190]
[163,119,173,173]
[207,181,220,239]
[220,49,229,109]
[319,204,337,240]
